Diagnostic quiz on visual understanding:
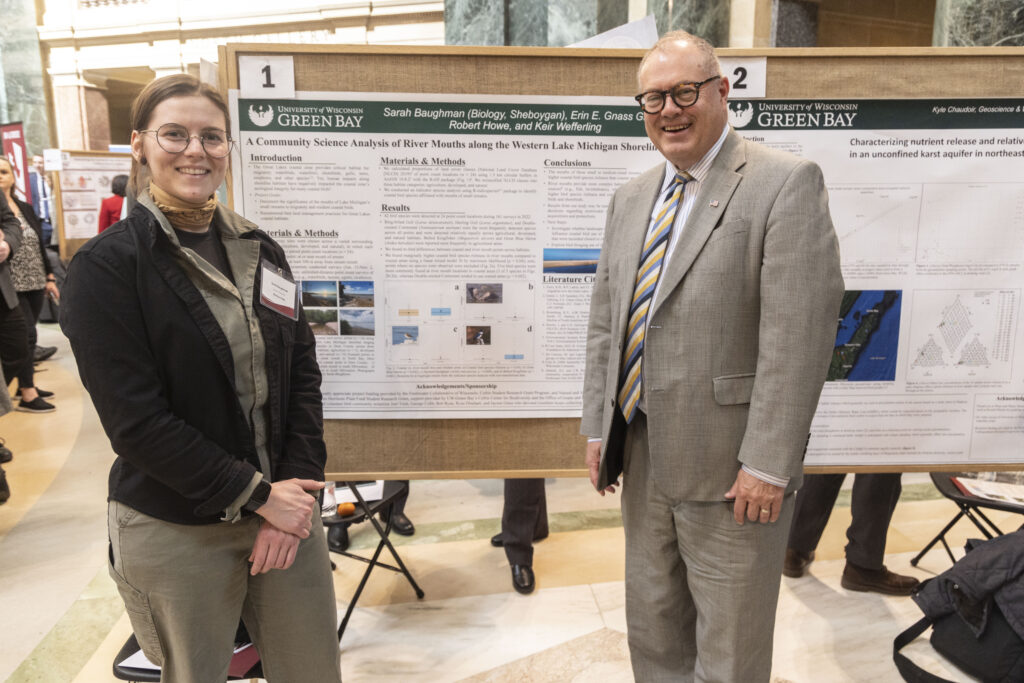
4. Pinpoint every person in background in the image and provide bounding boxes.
[491,478,547,594]
[98,174,129,232]
[784,472,919,595]
[28,156,54,246]
[327,481,414,552]
[0,158,57,412]
[60,74,341,682]
[0,188,27,426]
[0,370,13,504]
[0,193,17,501]
[581,31,843,681]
